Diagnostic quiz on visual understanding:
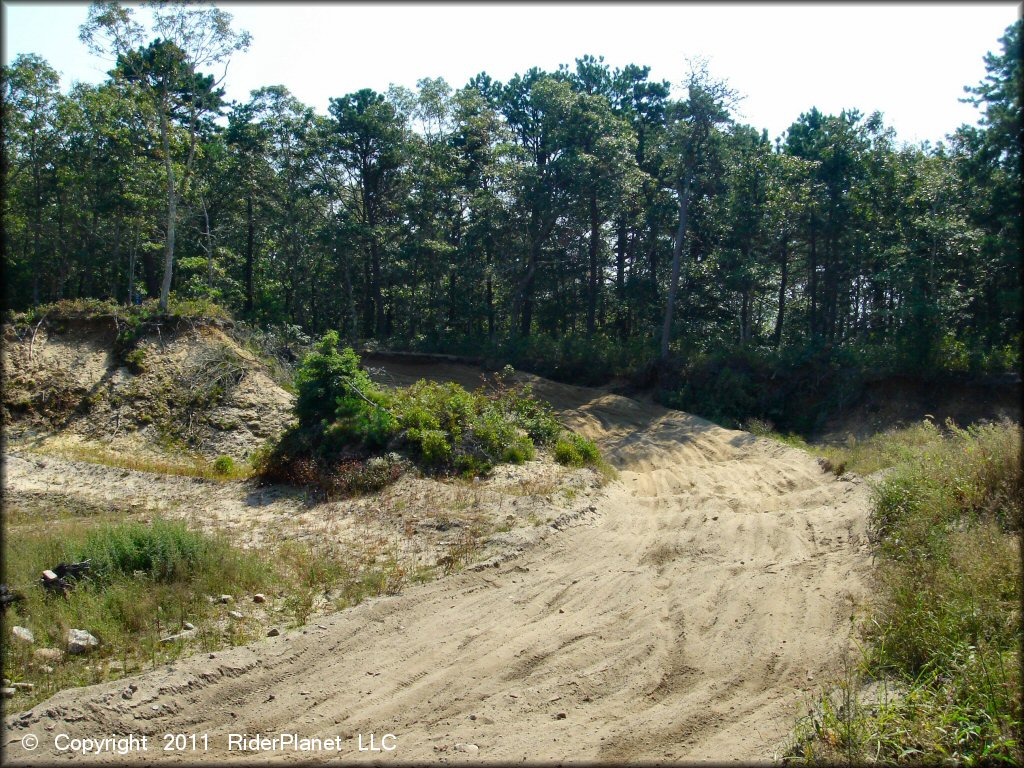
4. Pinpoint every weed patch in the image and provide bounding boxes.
[785,420,1022,764]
